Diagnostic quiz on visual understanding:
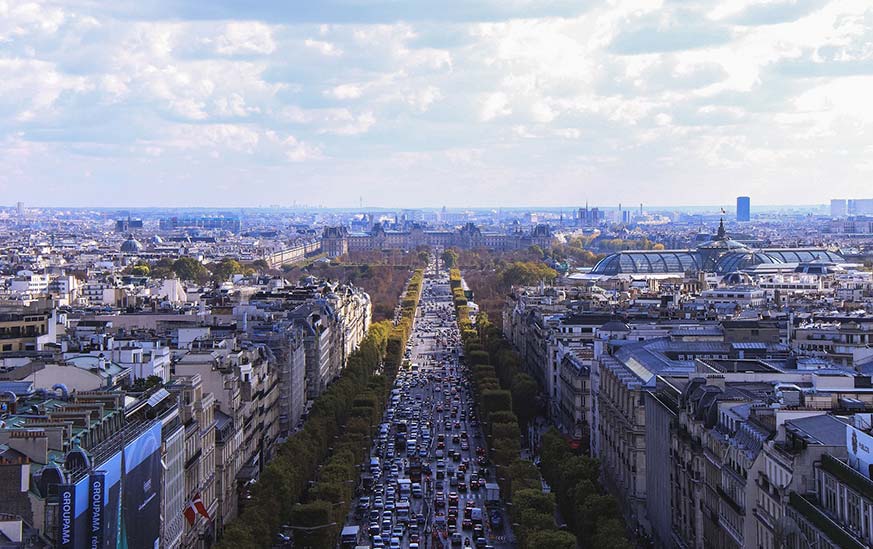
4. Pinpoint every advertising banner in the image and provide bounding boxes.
[88,471,105,549]
[58,483,76,548]
[57,477,90,549]
[121,422,162,549]
[97,451,123,549]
